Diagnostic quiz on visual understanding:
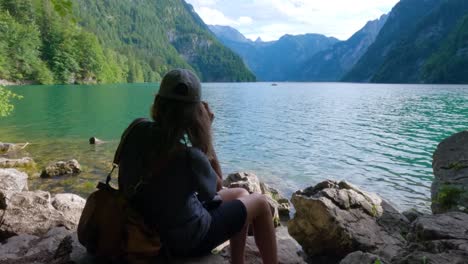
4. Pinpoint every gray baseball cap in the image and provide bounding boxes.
[158,69,201,103]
